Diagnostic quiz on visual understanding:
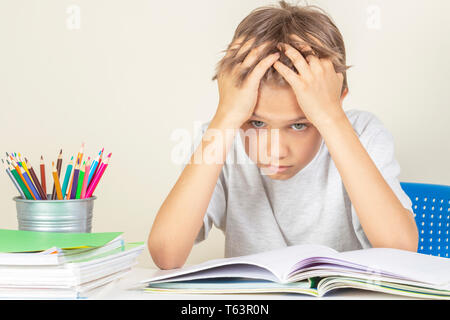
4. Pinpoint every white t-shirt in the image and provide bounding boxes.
[192,109,413,258]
